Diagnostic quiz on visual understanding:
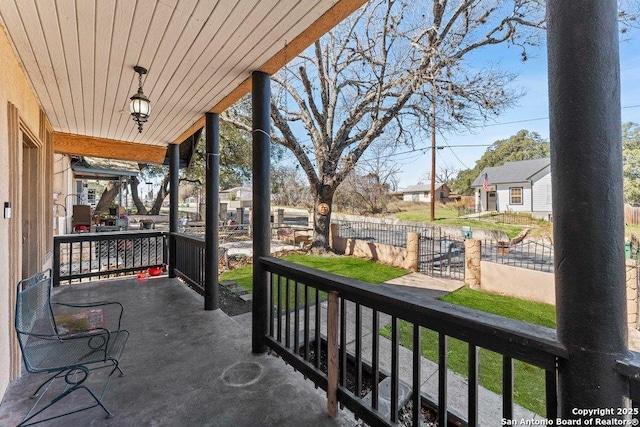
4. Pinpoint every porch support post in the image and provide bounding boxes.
[547,0,627,418]
[252,71,271,354]
[168,143,179,278]
[205,113,220,310]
